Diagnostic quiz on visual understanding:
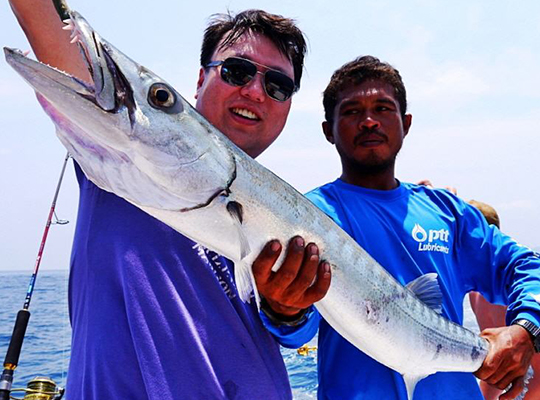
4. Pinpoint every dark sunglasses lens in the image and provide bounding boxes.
[265,70,295,101]
[221,58,256,86]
